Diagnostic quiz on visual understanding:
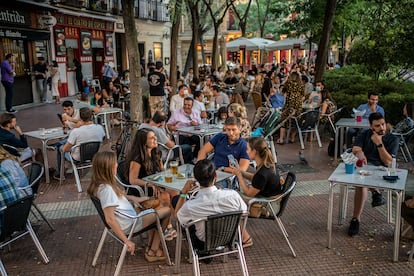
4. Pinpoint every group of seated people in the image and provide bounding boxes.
[87,112,284,262]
